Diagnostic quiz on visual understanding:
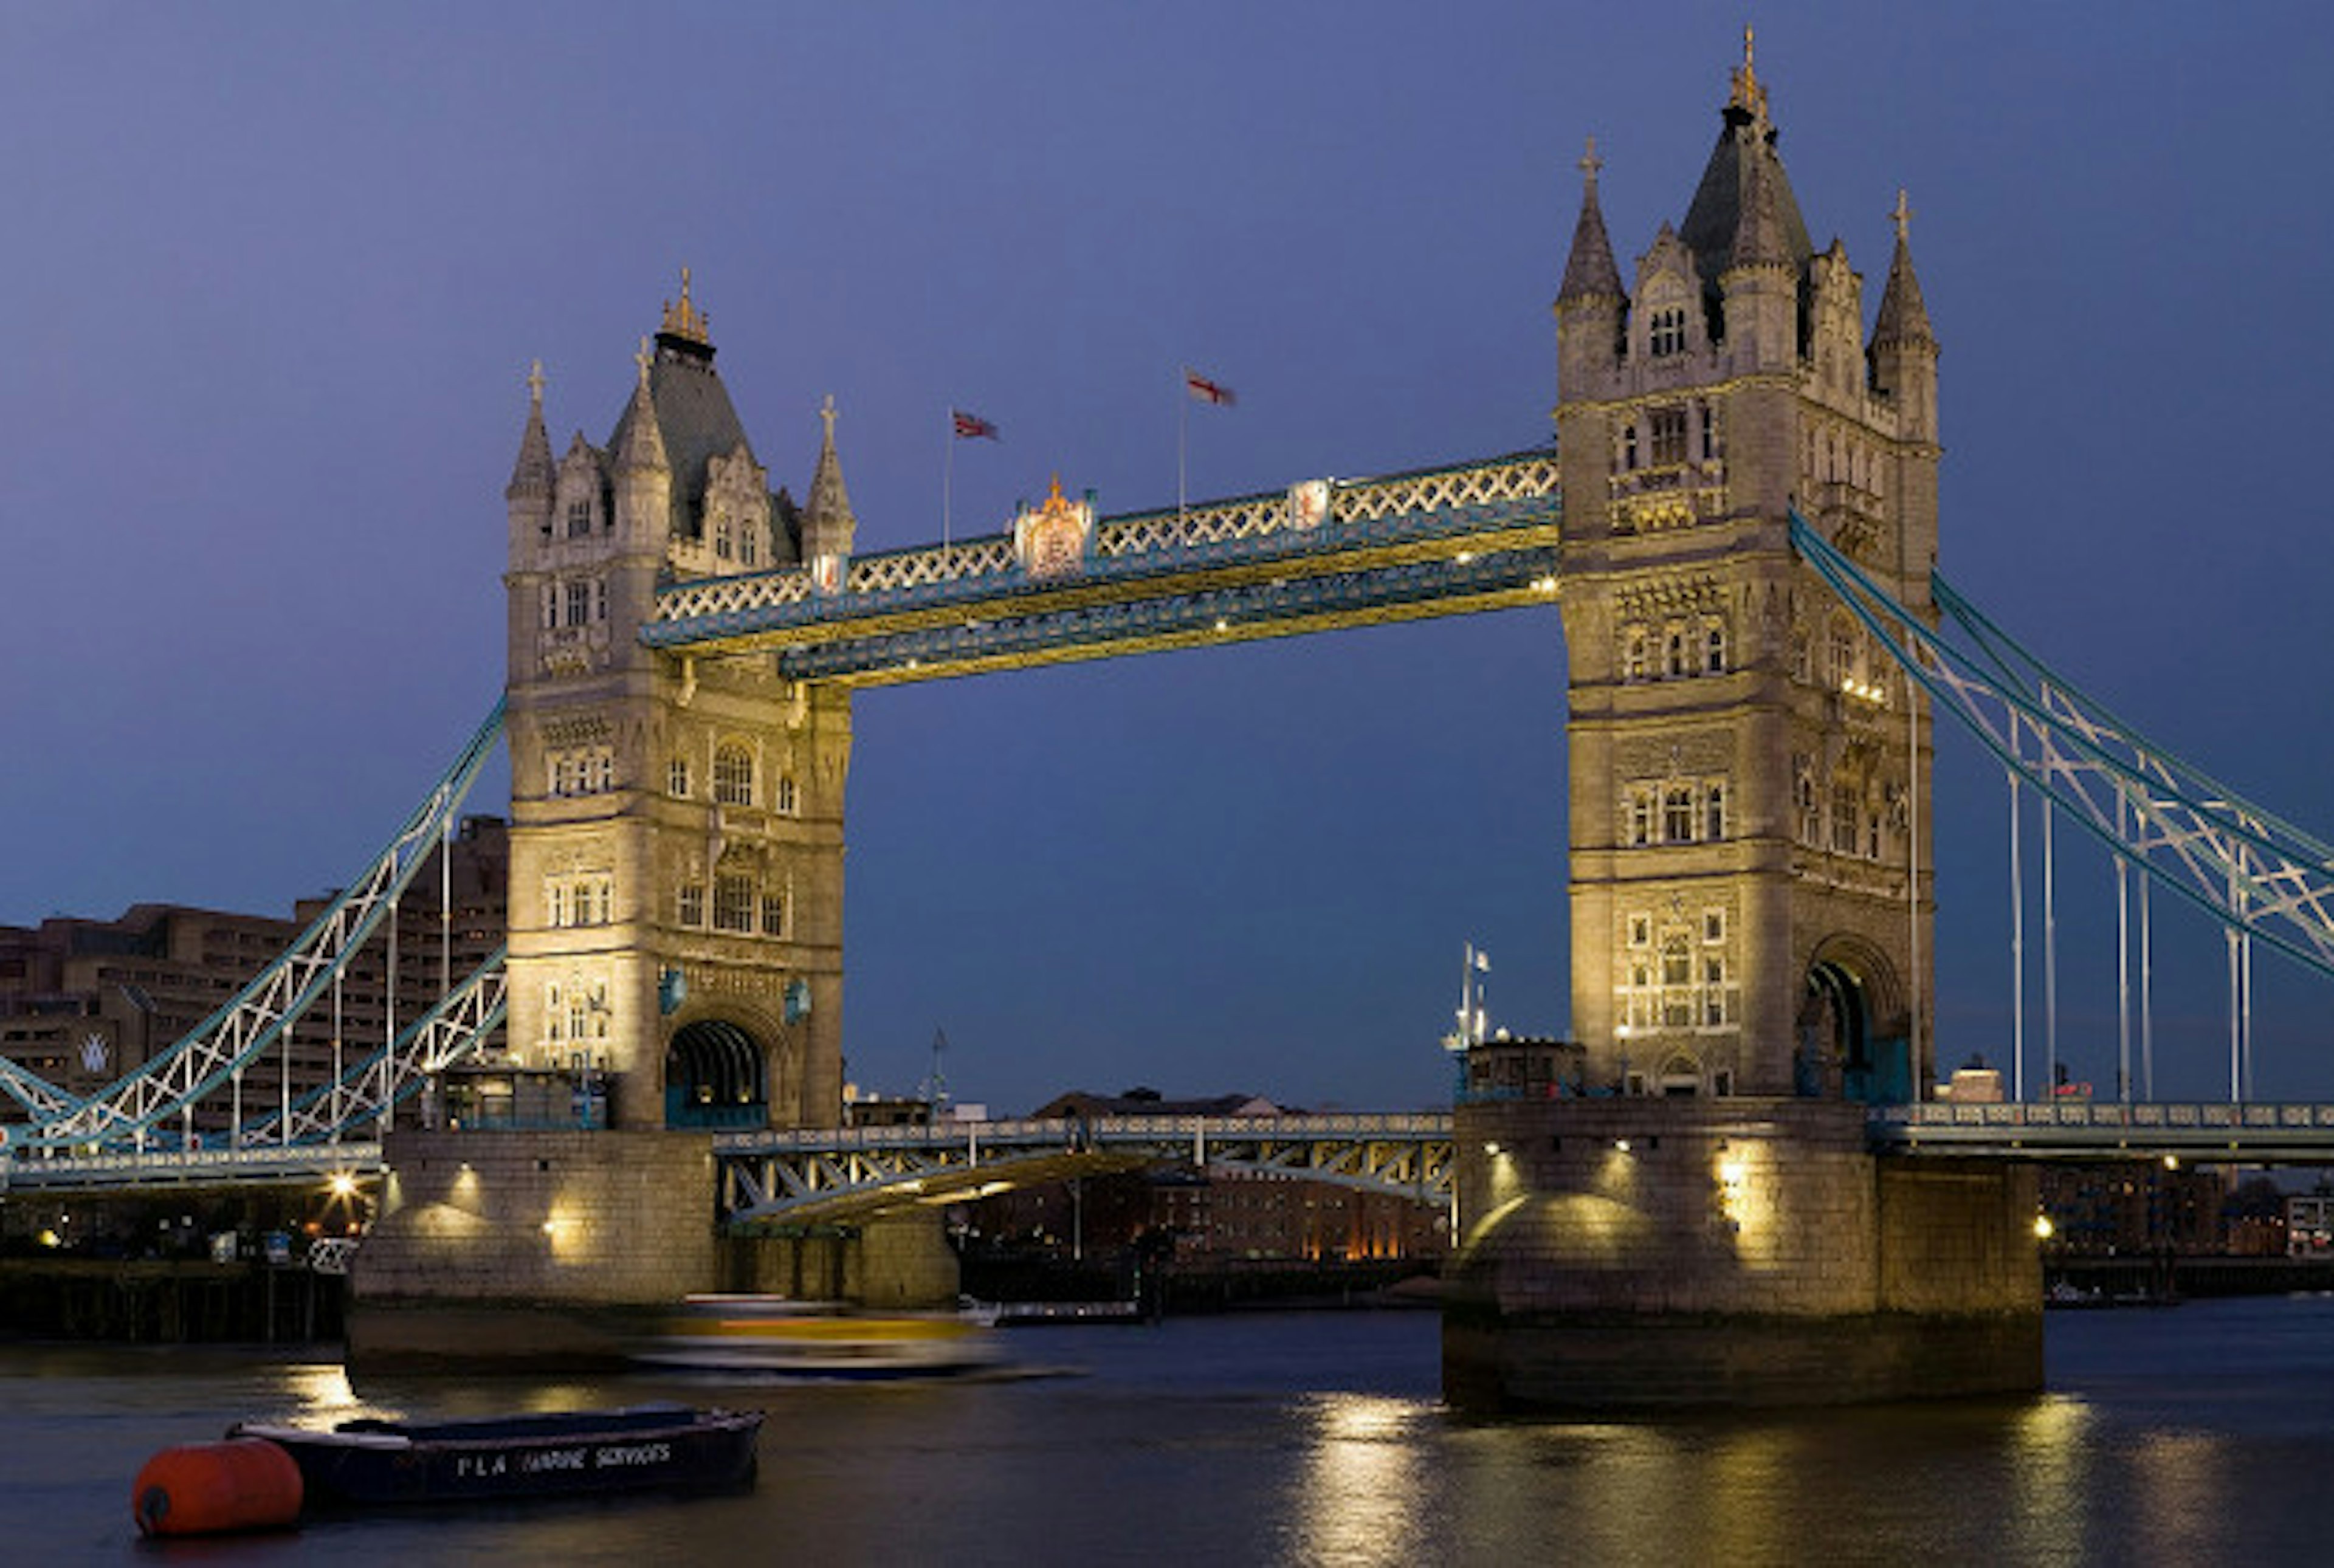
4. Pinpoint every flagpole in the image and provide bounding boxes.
[943,408,954,561]
[1177,367,1188,522]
